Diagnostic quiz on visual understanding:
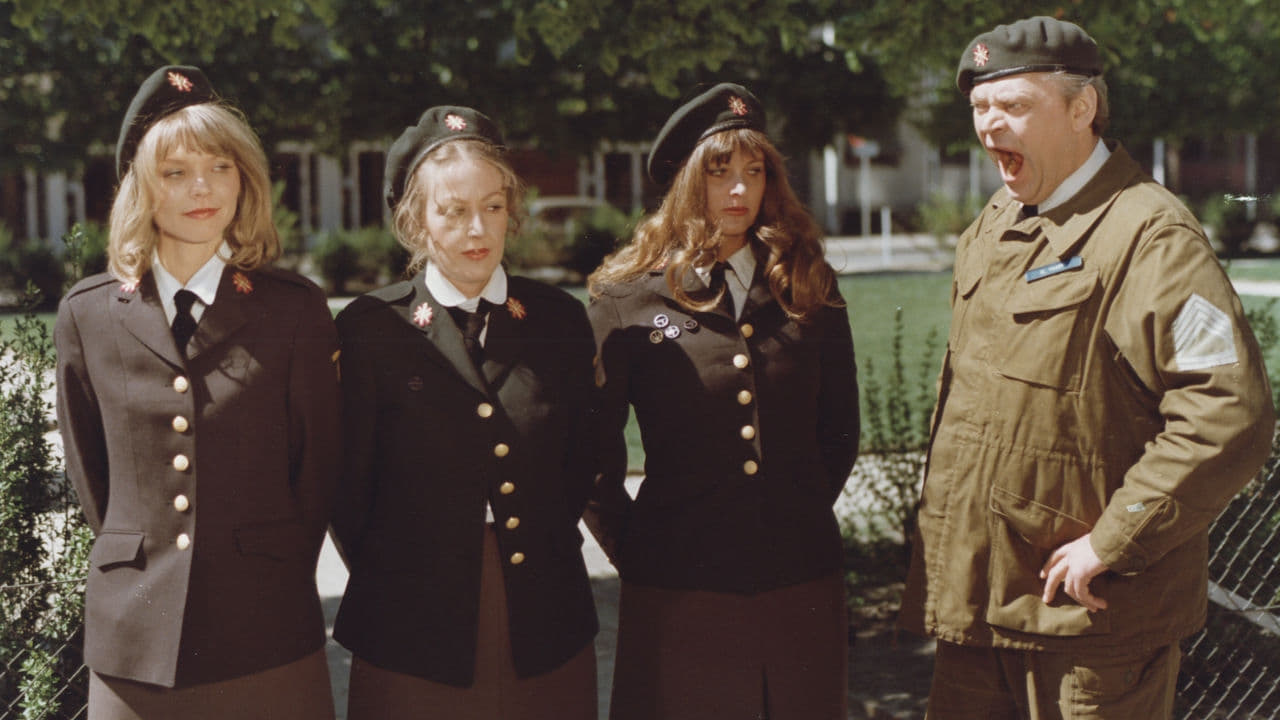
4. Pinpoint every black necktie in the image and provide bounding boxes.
[710,262,734,317]
[172,289,199,356]
[1022,204,1039,218]
[448,300,491,367]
